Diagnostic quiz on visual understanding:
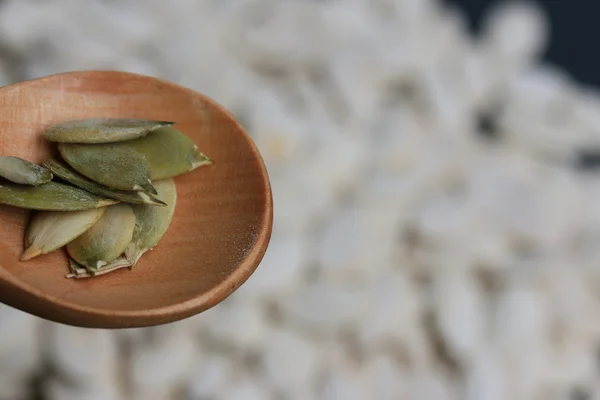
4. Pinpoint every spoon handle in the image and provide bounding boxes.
[0,268,23,307]
[0,269,45,321]
[0,269,61,324]
[0,268,25,307]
